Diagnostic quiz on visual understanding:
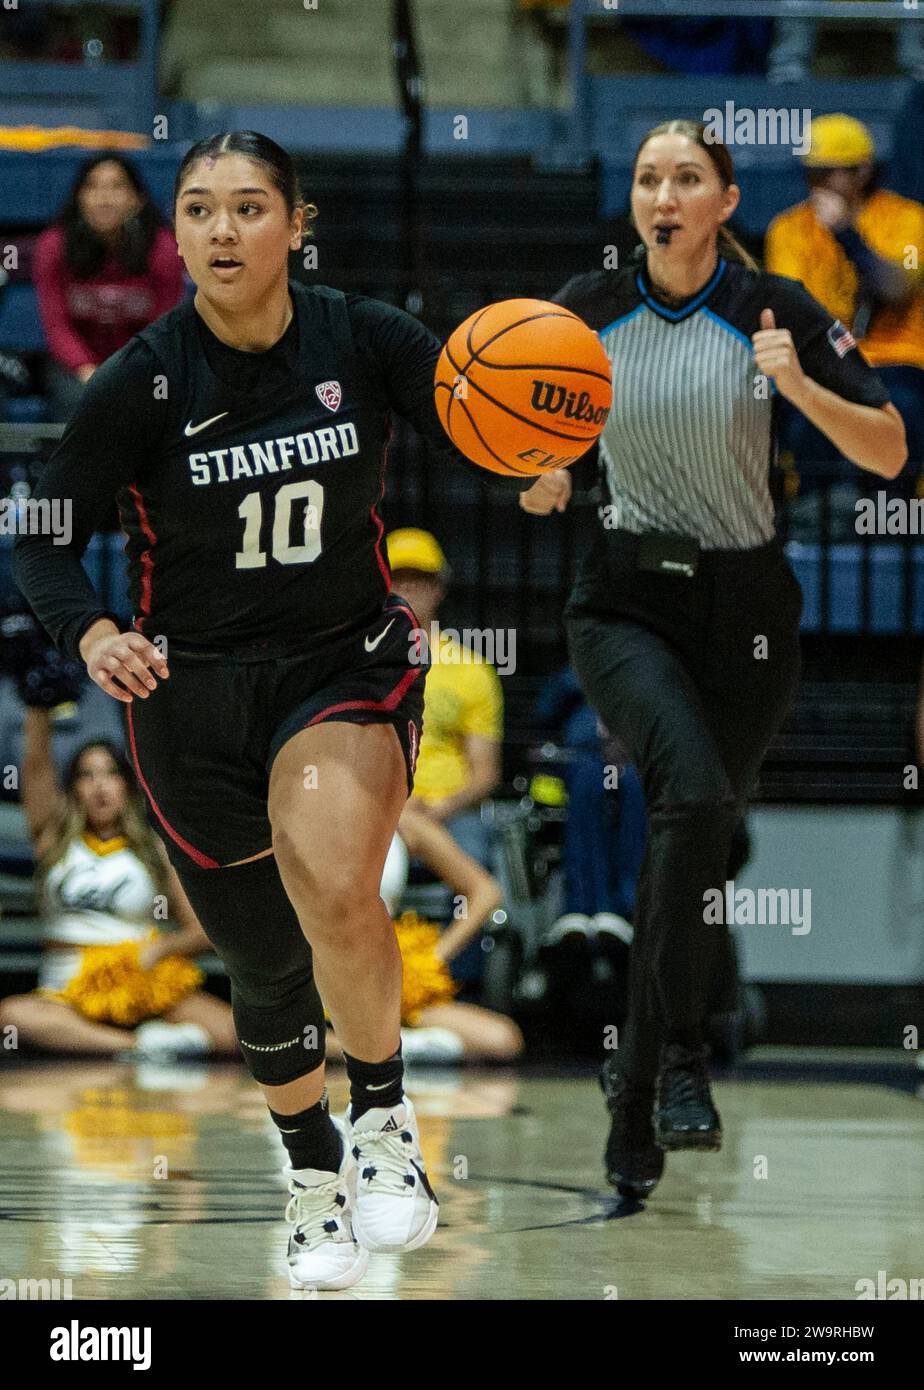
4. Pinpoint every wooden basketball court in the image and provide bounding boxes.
[1,1050,921,1301]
